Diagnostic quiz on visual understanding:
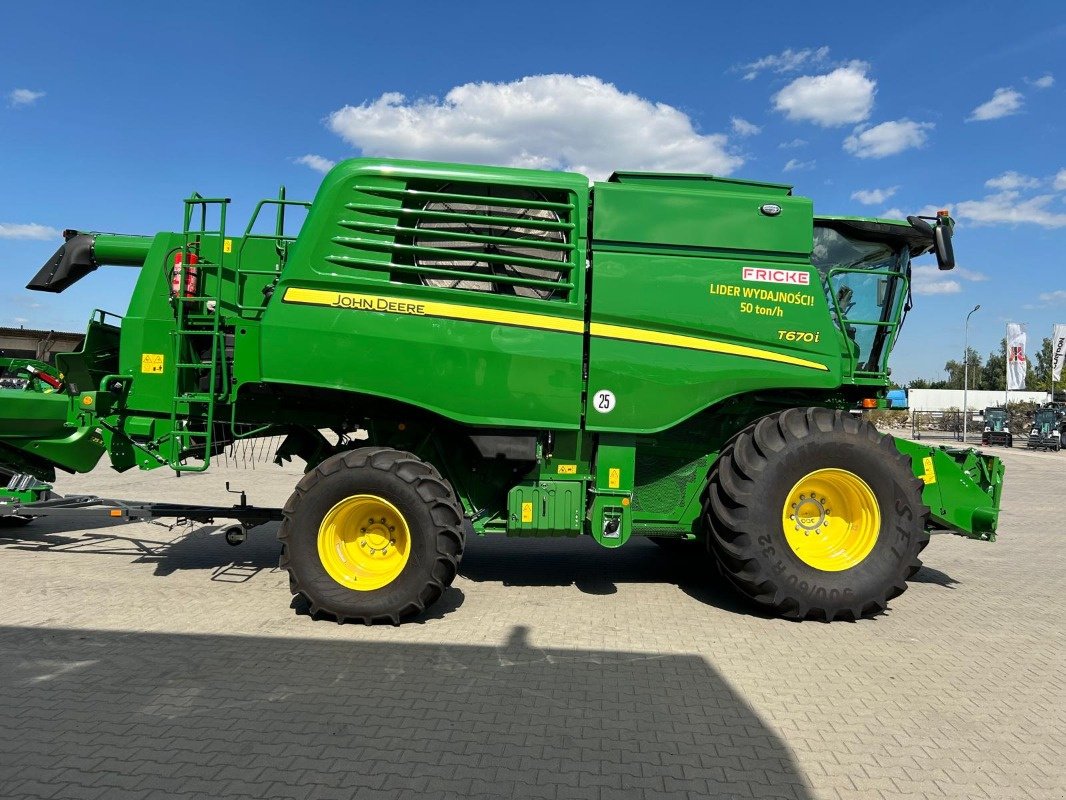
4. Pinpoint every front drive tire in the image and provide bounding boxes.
[279,447,464,625]
[704,408,929,621]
